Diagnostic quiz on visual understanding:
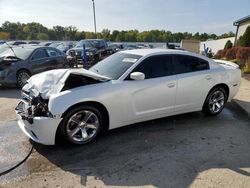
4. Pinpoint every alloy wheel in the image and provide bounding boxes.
[208,90,225,113]
[66,110,99,143]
